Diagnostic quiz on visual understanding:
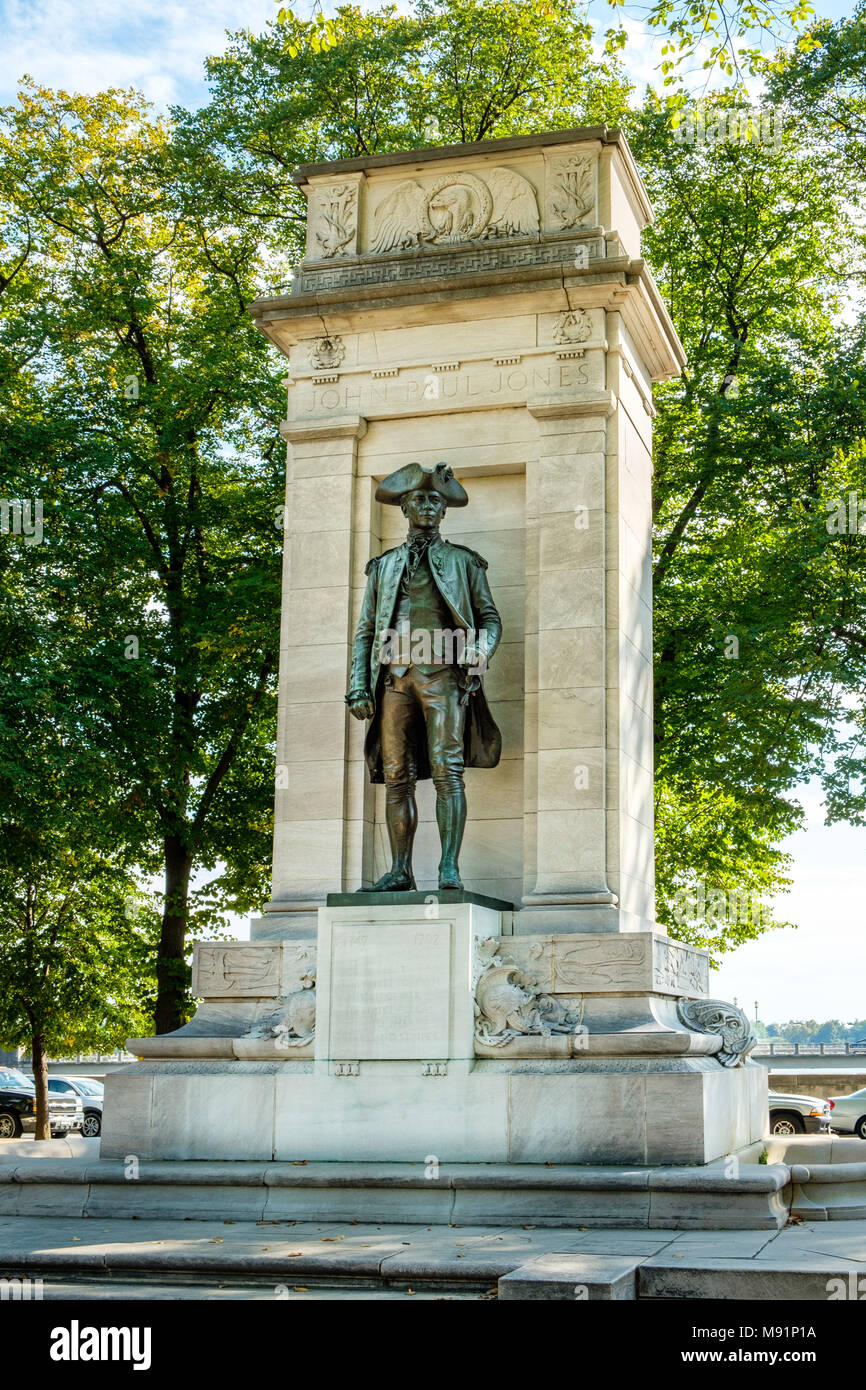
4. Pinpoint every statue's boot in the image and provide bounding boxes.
[436,781,466,891]
[359,869,417,892]
[358,782,417,891]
